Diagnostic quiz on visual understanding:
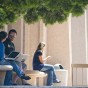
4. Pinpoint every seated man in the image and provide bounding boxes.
[4,29,30,85]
